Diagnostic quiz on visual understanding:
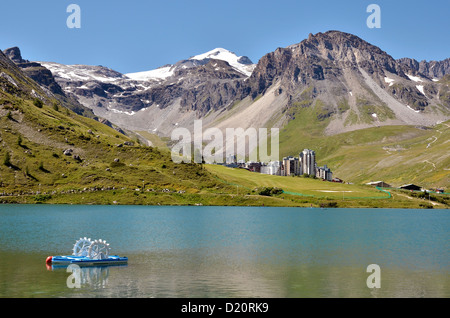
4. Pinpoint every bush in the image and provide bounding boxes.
[33,98,43,108]
[302,173,317,179]
[320,201,338,208]
[257,187,283,196]
[34,194,52,203]
[411,191,449,205]
[110,161,125,168]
